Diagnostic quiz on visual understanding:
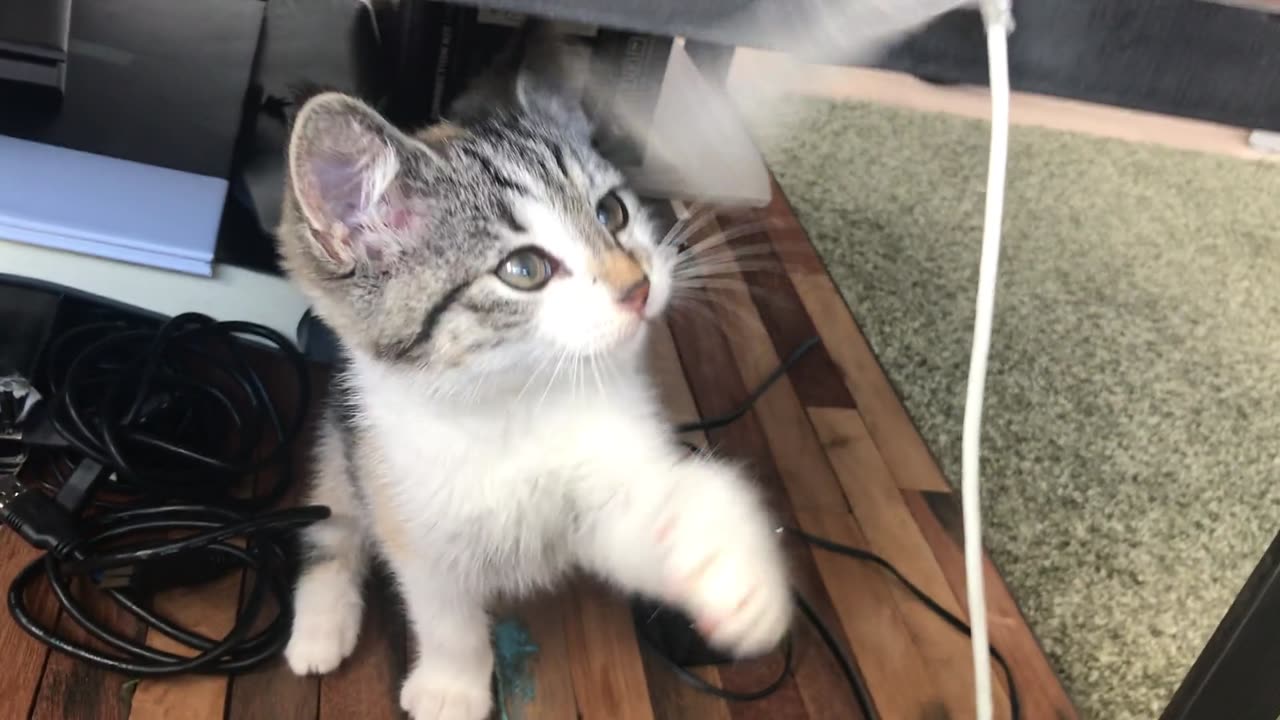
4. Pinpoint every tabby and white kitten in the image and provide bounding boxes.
[276,46,791,720]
